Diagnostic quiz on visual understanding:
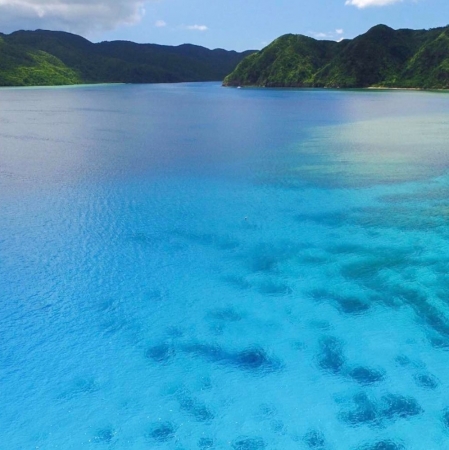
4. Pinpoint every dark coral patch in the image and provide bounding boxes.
[335,295,370,314]
[414,373,439,389]
[177,390,214,422]
[182,343,281,374]
[340,393,378,426]
[349,366,385,385]
[303,429,326,448]
[270,419,286,434]
[190,404,214,422]
[234,347,281,373]
[358,440,405,450]
[394,355,412,367]
[147,289,165,303]
[145,343,175,363]
[147,422,176,442]
[233,348,271,370]
[380,394,422,419]
[310,289,370,315]
[248,247,281,272]
[257,403,277,418]
[318,336,345,375]
[166,326,184,338]
[198,437,214,449]
[178,394,214,422]
[232,436,266,450]
[442,408,449,428]
[342,392,422,427]
[92,427,115,444]
[390,286,449,338]
[430,337,449,349]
